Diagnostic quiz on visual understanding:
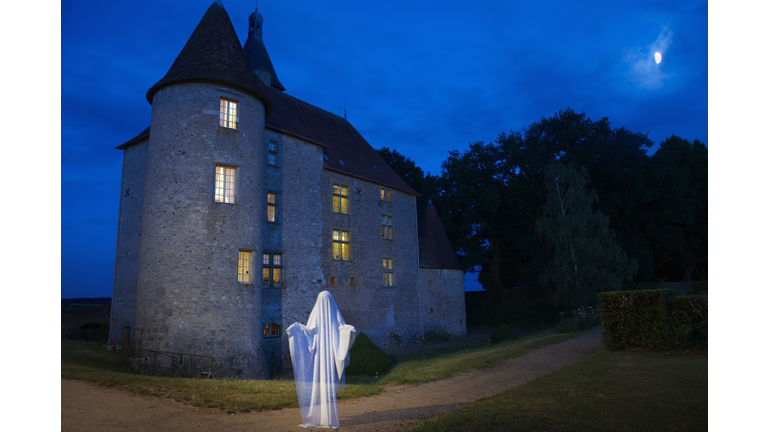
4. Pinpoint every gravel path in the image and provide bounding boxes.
[61,330,603,432]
